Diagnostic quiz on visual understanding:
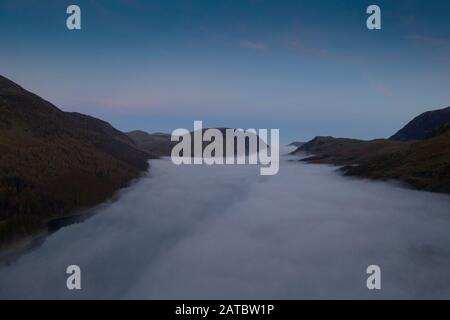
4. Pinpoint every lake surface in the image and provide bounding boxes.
[1,152,450,299]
